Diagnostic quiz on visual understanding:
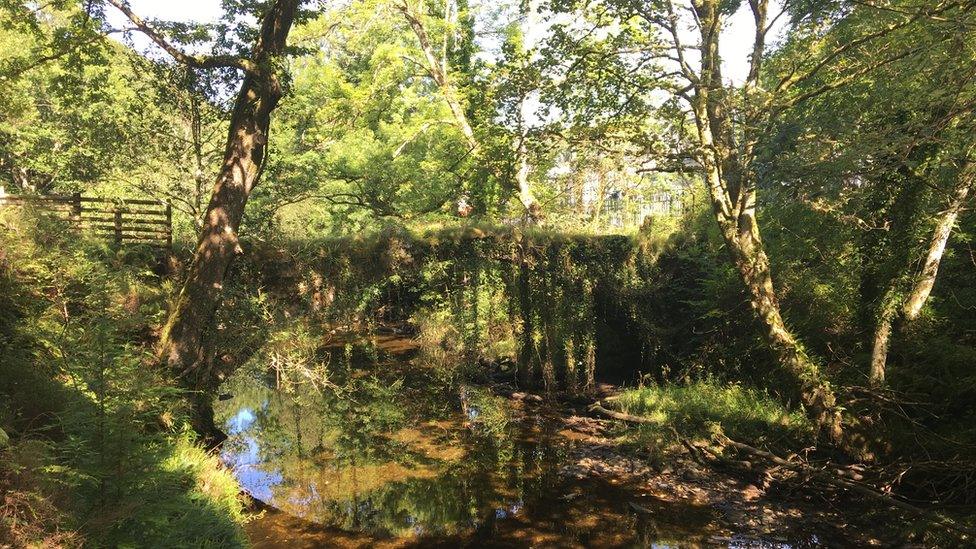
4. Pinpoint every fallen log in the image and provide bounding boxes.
[588,402,655,424]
